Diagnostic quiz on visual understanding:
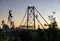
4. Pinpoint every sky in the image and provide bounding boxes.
[0,0,60,28]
